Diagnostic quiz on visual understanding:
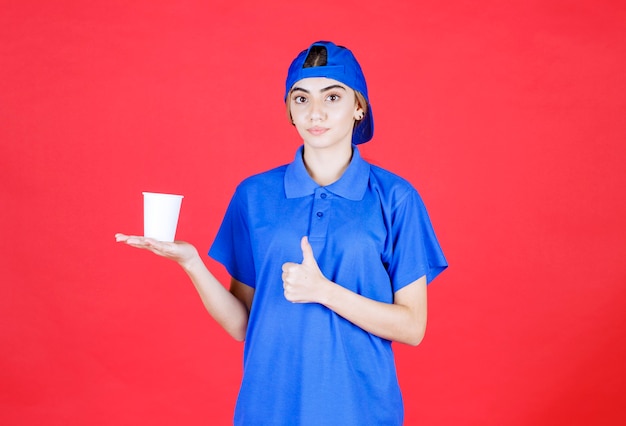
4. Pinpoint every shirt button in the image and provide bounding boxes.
[320,193,327,199]
[316,212,324,217]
